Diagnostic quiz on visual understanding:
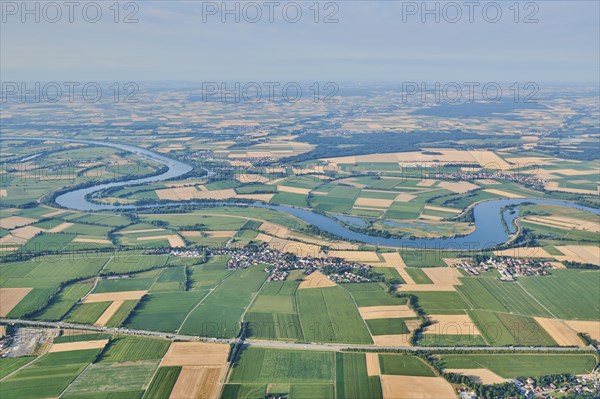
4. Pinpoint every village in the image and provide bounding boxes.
[434,170,547,191]
[169,243,380,284]
[513,374,599,398]
[455,257,551,281]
